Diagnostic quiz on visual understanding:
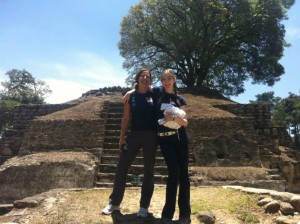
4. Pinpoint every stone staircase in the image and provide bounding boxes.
[95,101,196,187]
